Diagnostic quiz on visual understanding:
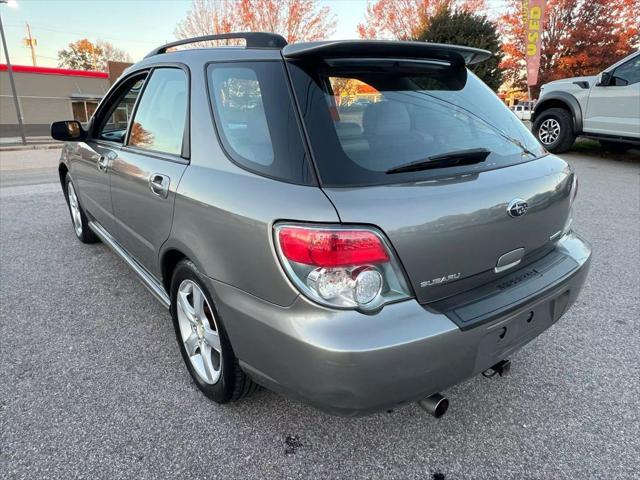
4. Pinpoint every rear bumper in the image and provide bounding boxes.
[205,232,591,416]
